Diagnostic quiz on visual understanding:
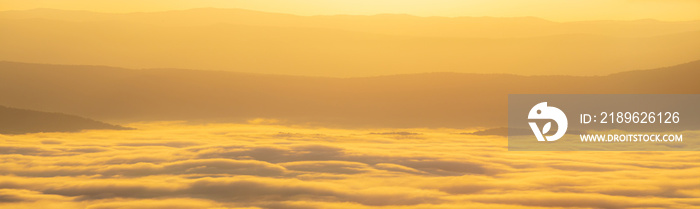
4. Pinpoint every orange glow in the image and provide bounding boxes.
[1,0,700,21]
